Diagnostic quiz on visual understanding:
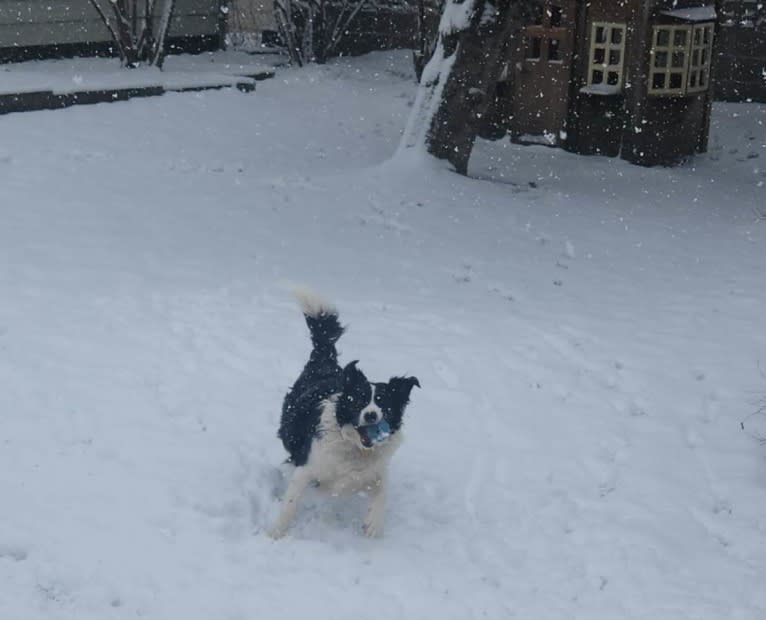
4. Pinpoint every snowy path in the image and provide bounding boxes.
[1,51,765,618]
